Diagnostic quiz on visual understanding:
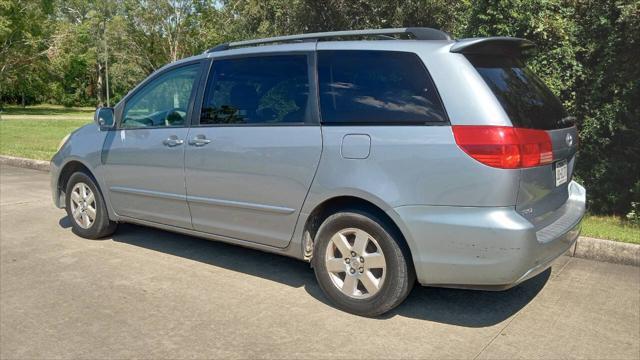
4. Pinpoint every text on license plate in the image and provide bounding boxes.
[555,160,568,187]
